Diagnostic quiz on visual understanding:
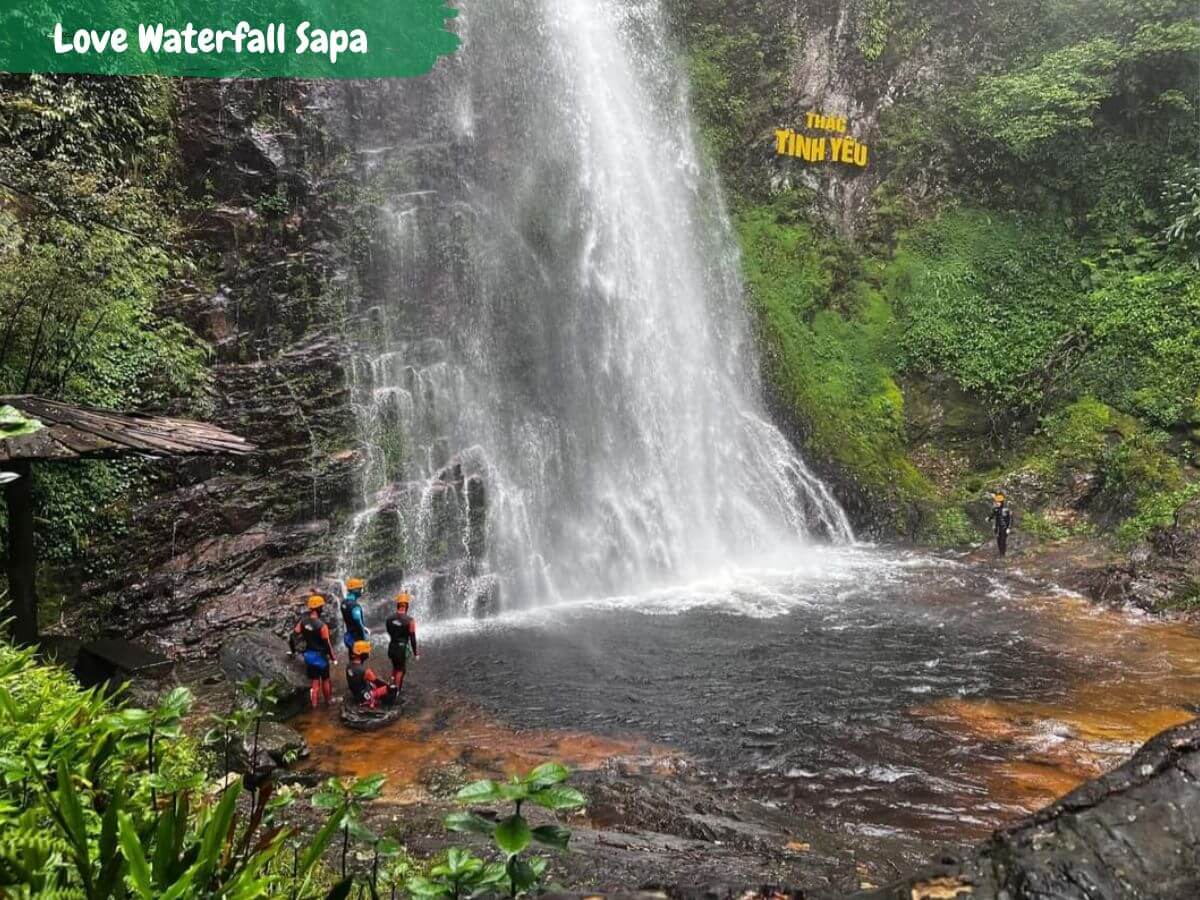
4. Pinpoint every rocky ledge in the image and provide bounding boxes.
[532,717,1200,900]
